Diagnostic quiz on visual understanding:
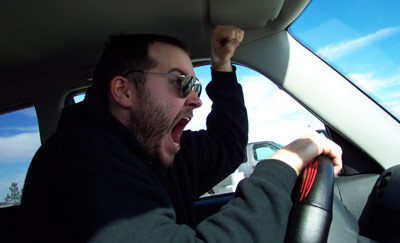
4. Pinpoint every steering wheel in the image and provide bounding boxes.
[284,155,334,243]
